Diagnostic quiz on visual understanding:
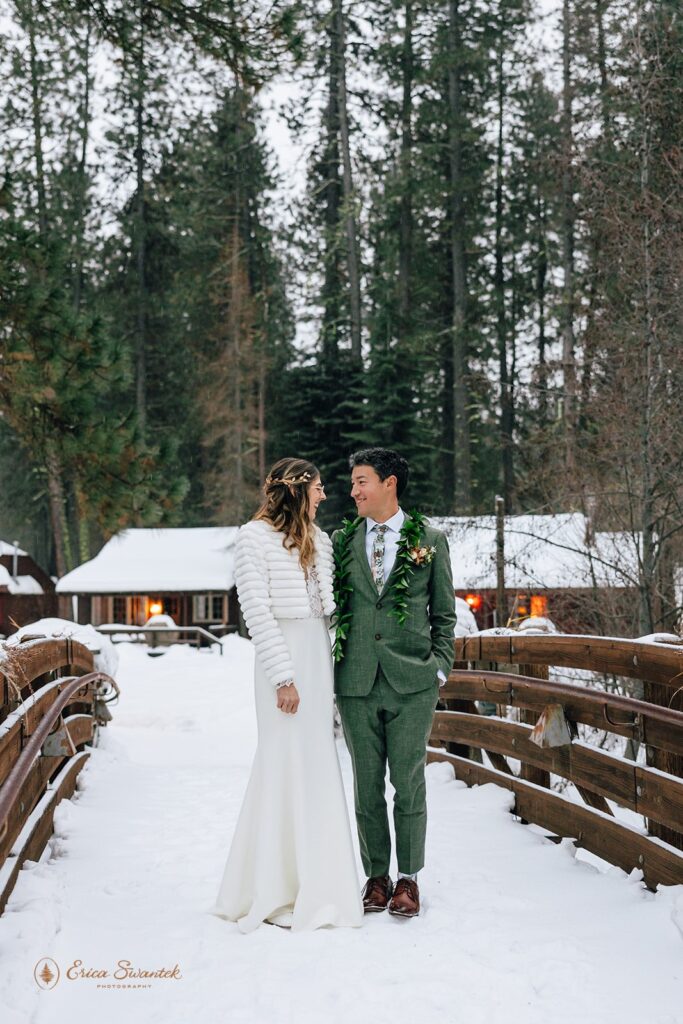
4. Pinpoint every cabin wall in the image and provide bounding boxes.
[456,587,638,635]
[0,592,59,637]
[75,591,236,631]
